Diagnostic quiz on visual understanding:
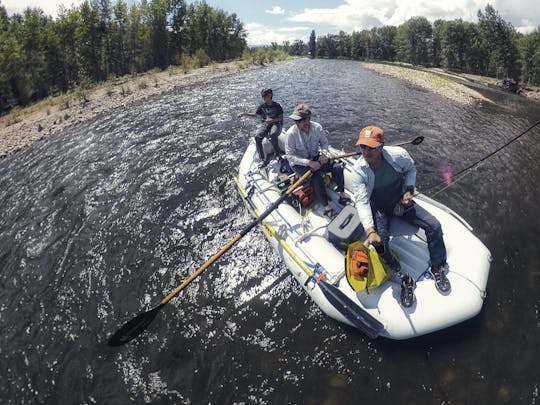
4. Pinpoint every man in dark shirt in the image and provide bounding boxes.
[238,88,283,168]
